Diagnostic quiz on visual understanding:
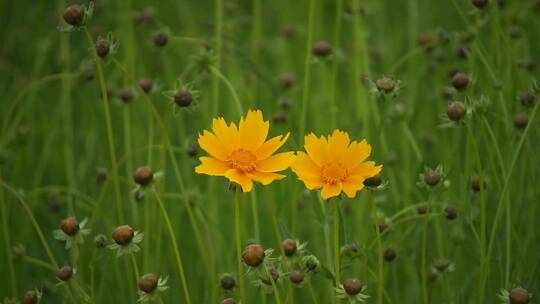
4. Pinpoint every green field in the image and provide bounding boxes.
[0,0,538,303]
